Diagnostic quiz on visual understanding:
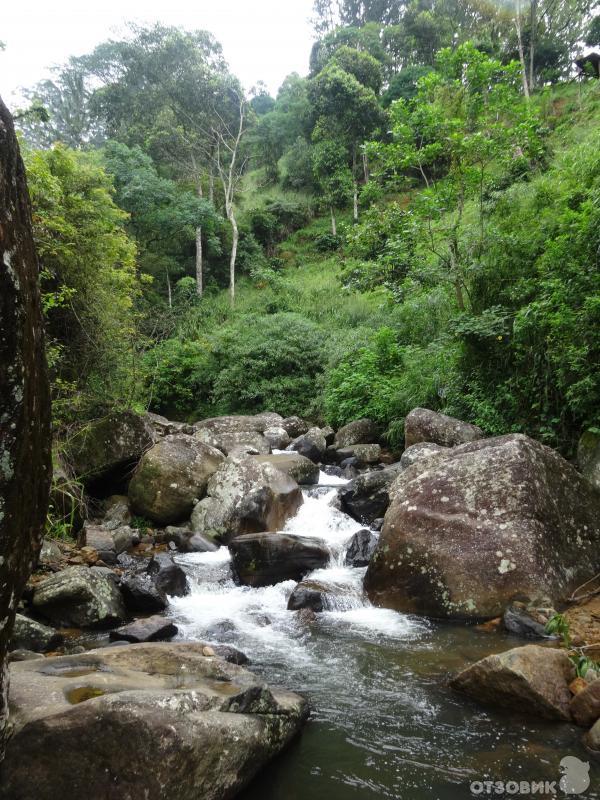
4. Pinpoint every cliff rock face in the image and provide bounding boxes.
[0,97,52,756]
